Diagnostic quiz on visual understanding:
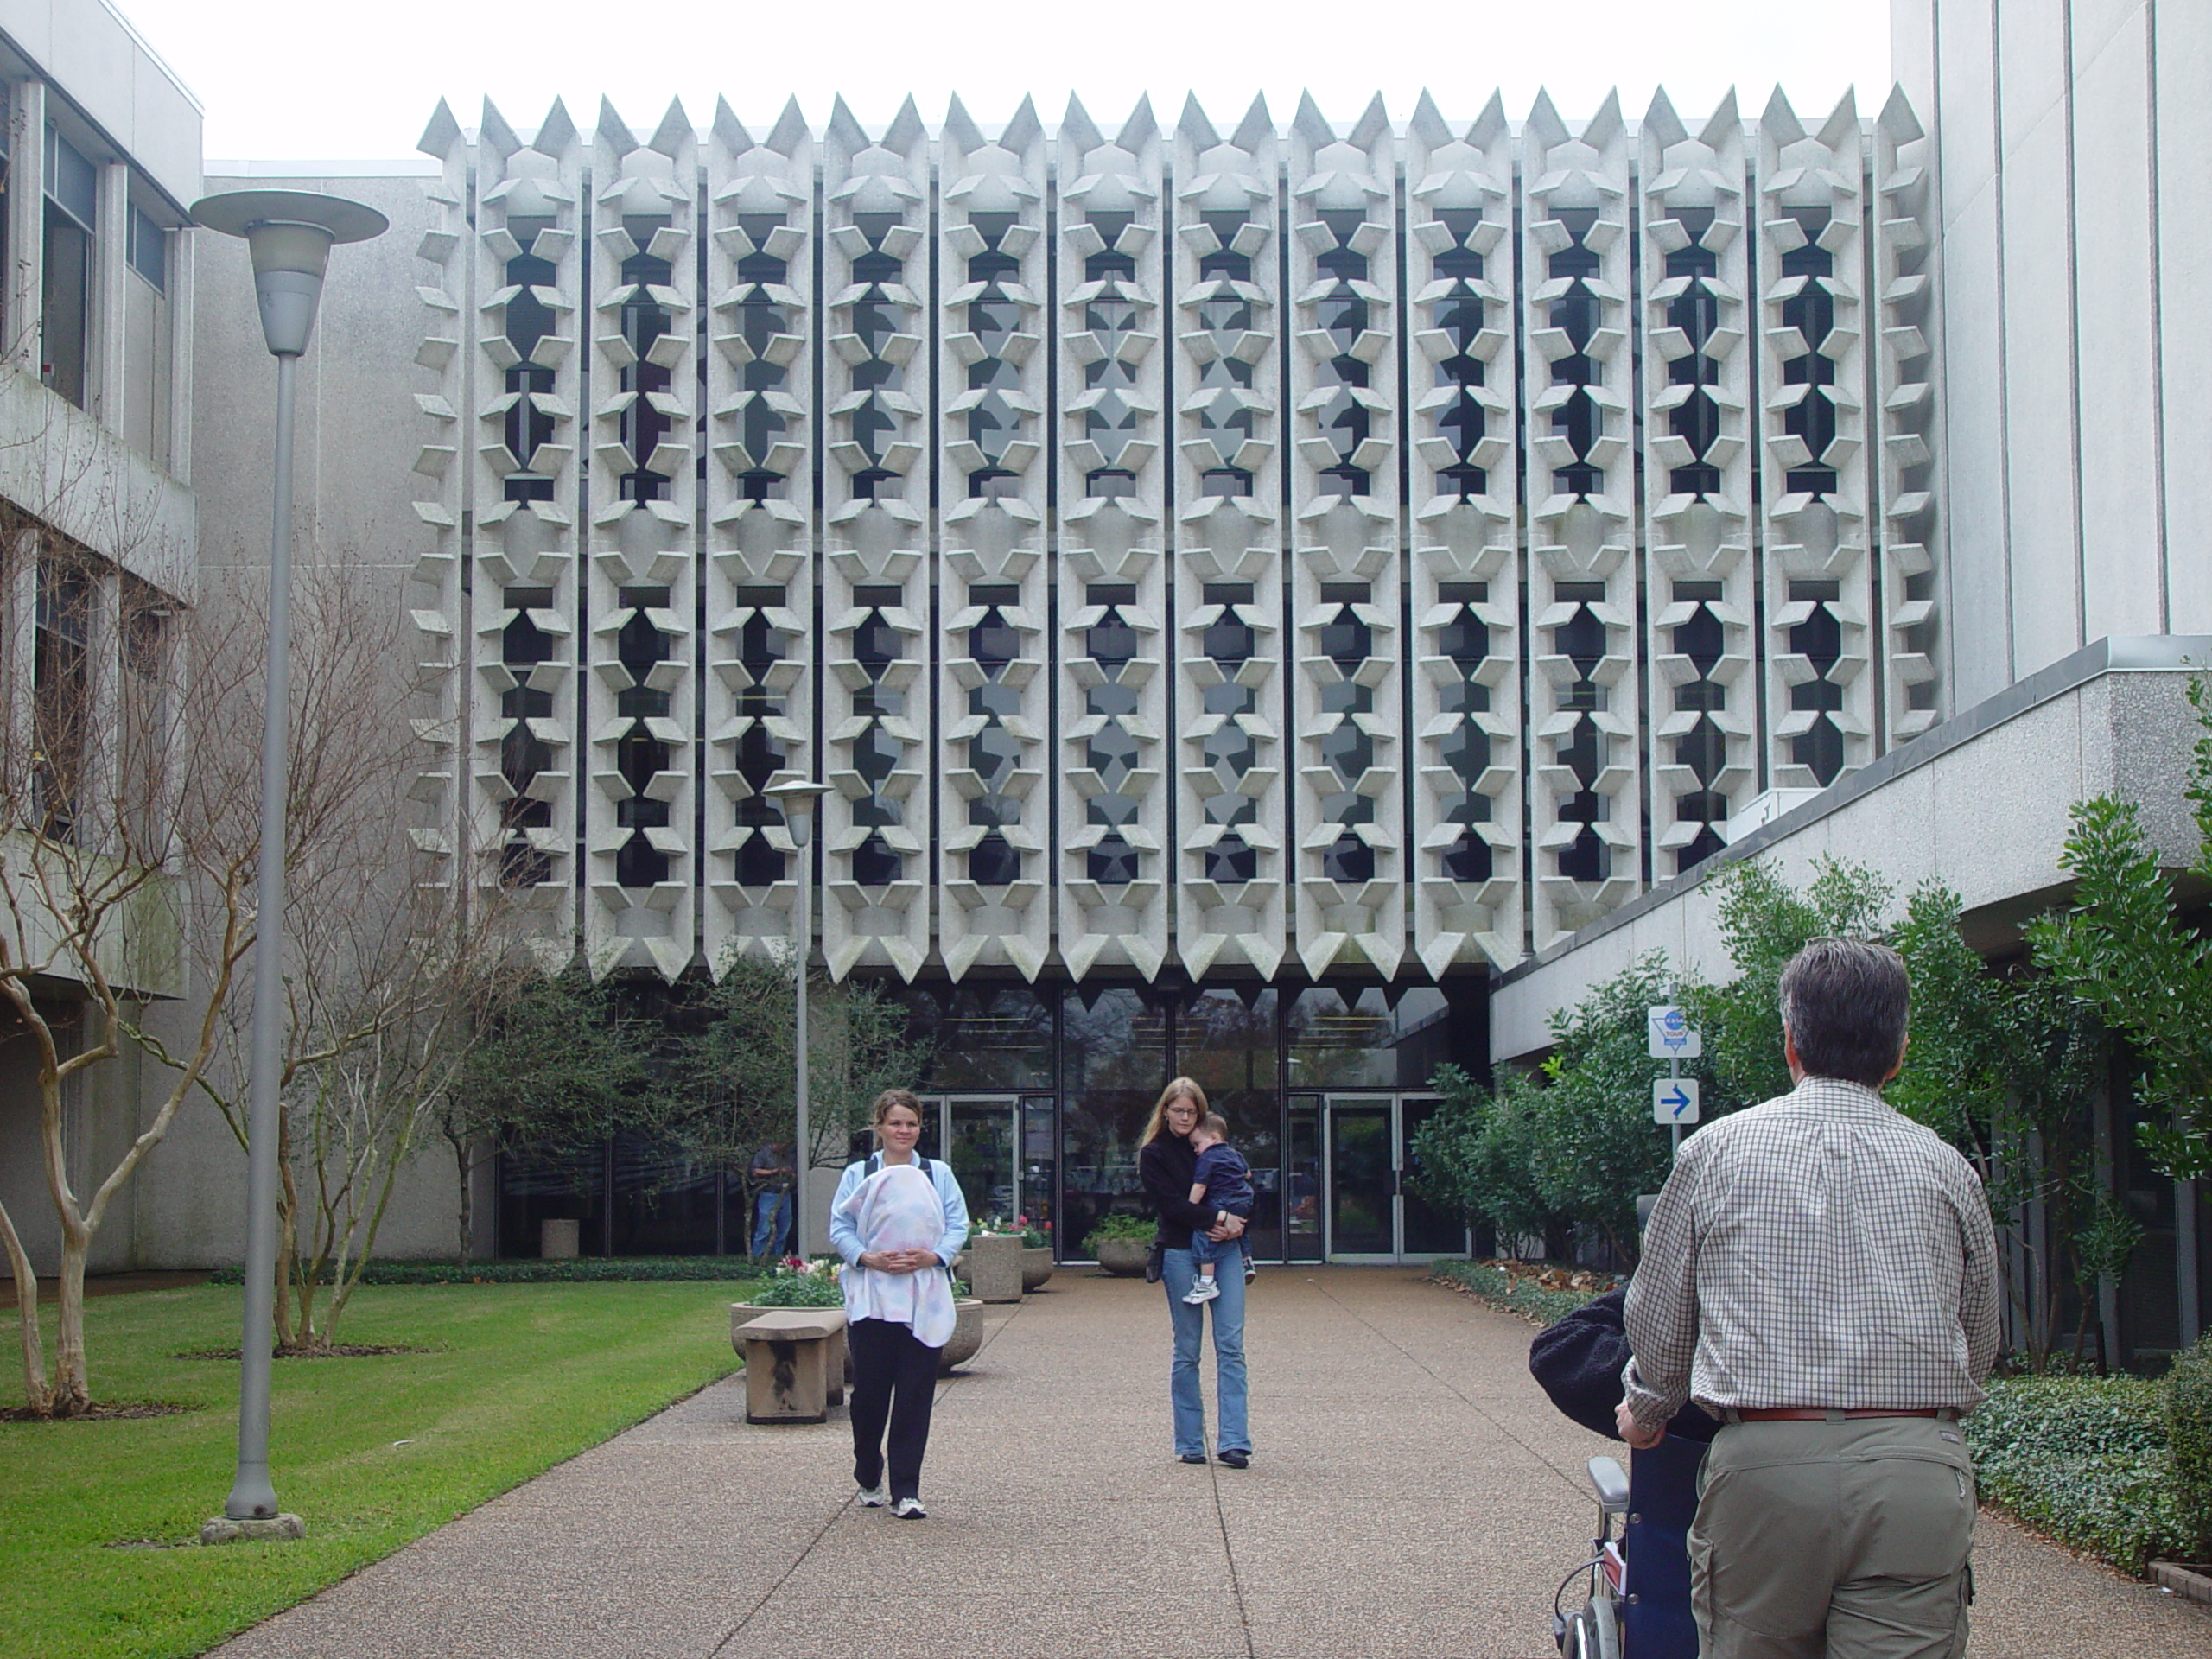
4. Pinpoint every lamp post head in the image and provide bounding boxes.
[192,190,388,359]
[762,775,831,851]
